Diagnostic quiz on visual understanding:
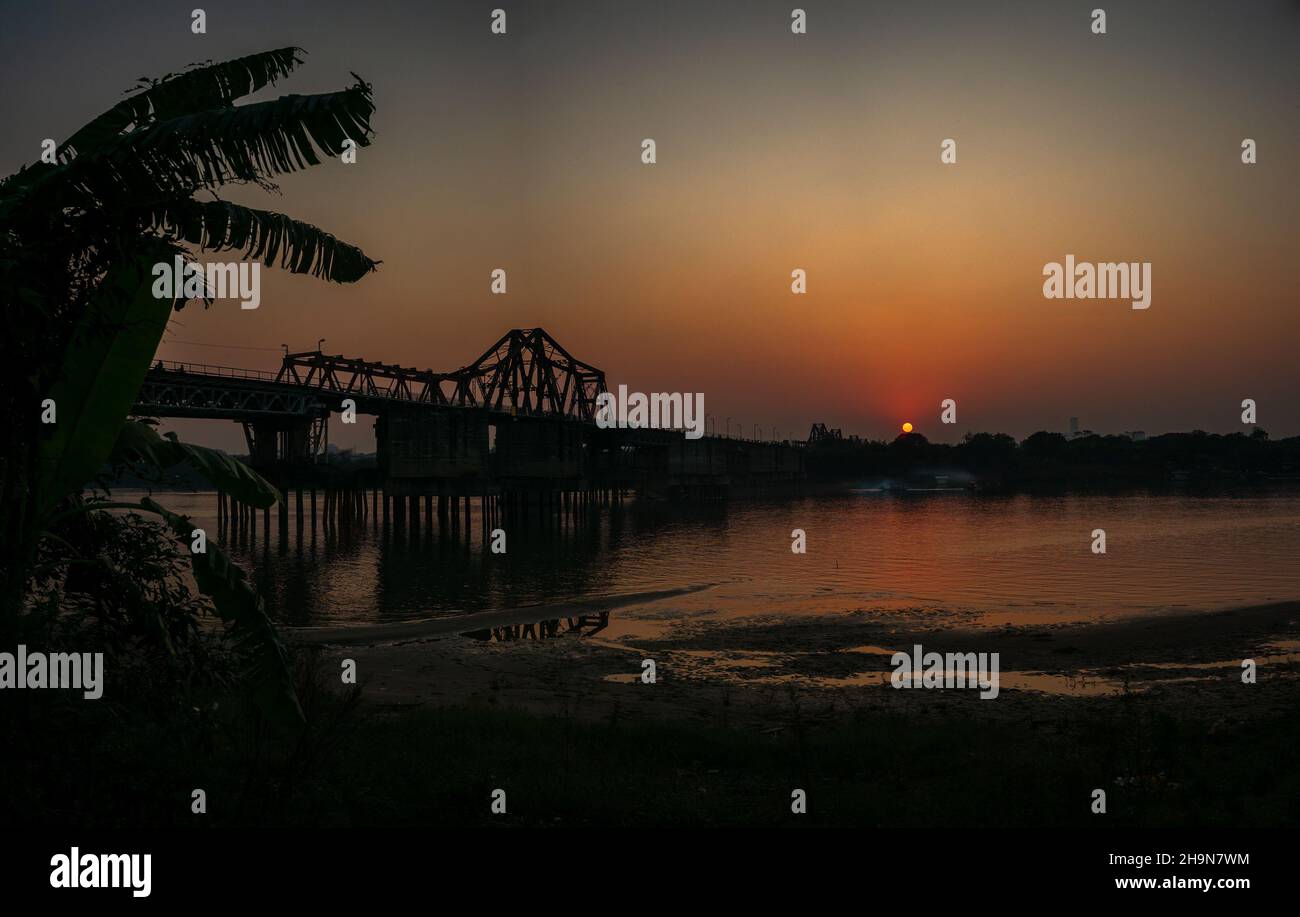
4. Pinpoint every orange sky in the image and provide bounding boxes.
[5,0,1298,451]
